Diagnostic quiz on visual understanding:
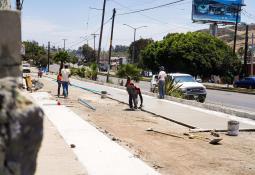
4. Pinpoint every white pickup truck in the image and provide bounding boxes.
[150,73,207,103]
